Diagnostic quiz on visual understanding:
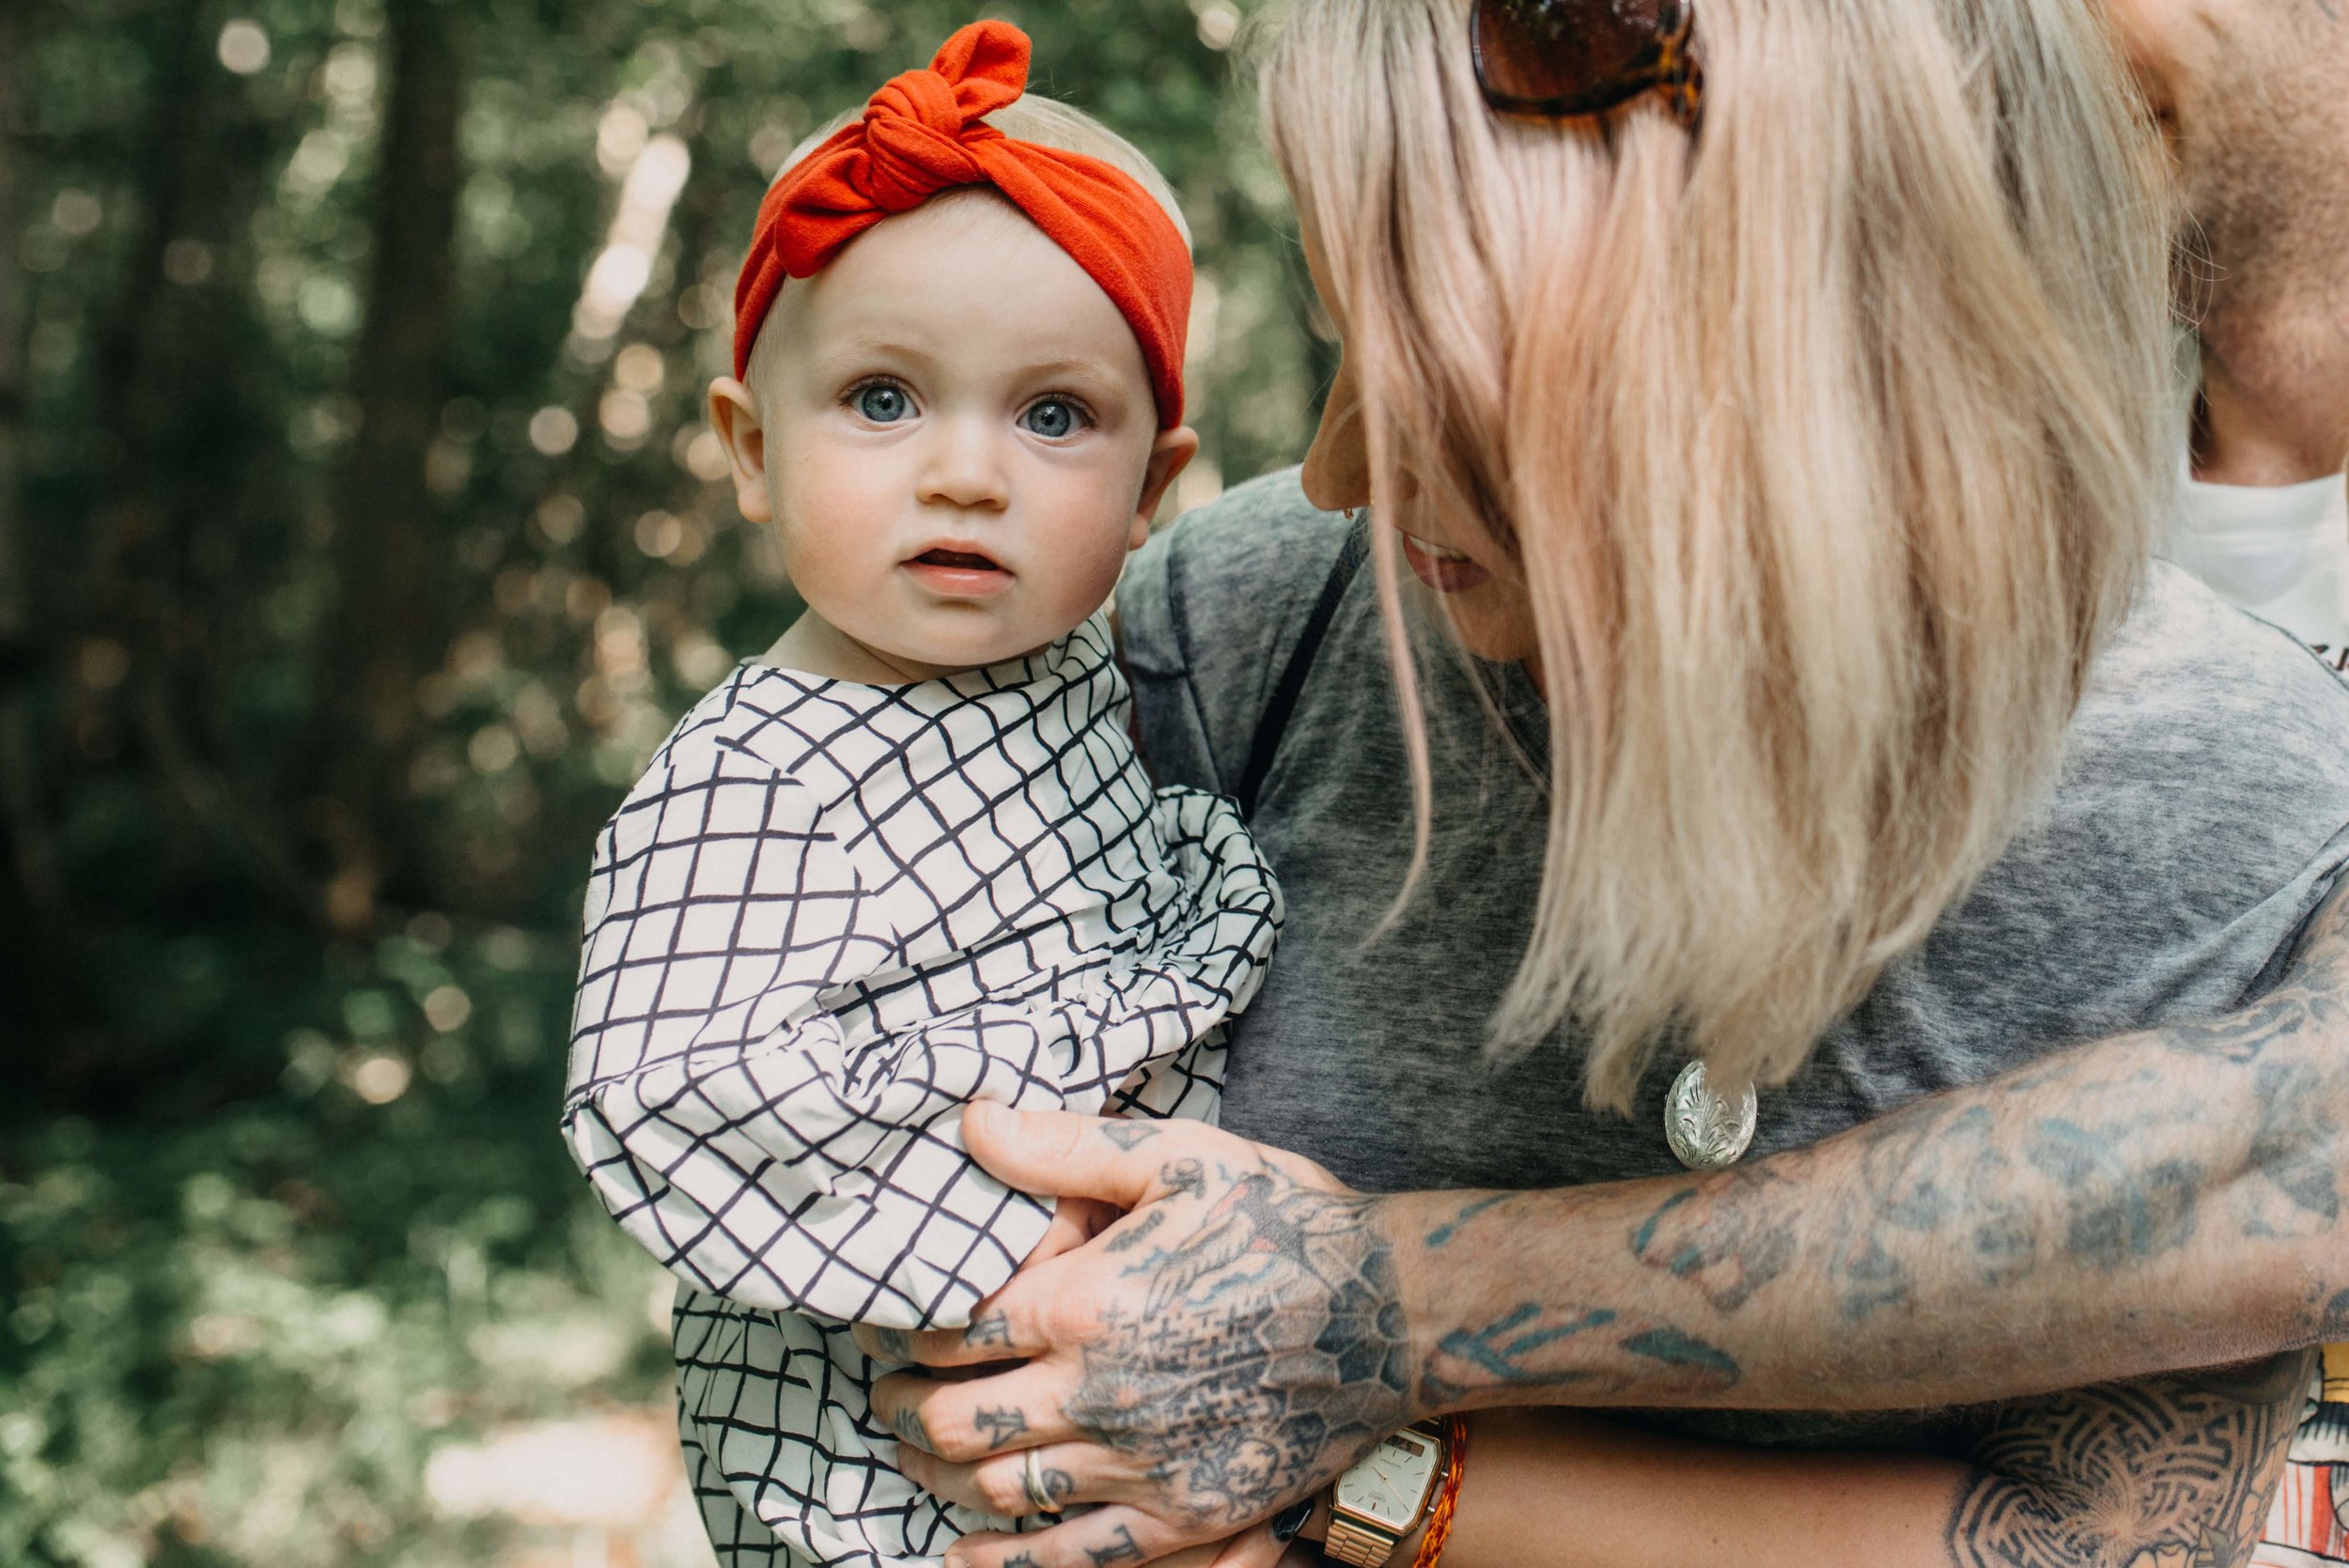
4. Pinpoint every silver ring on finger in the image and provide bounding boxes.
[1022,1446,1063,1516]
